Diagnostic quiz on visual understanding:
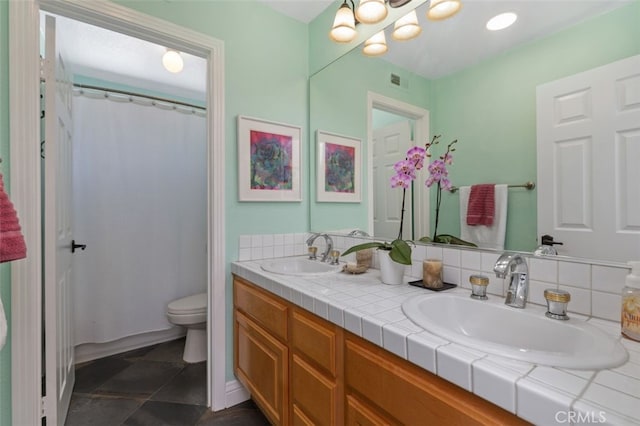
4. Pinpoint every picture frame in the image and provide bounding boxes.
[238,115,302,202]
[316,130,361,203]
